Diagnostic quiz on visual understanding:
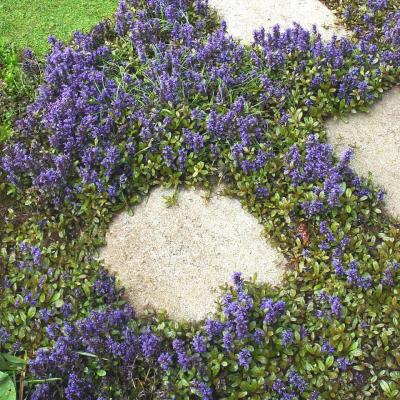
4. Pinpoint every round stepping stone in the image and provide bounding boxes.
[100,186,286,321]
[326,87,400,217]
[208,0,346,43]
